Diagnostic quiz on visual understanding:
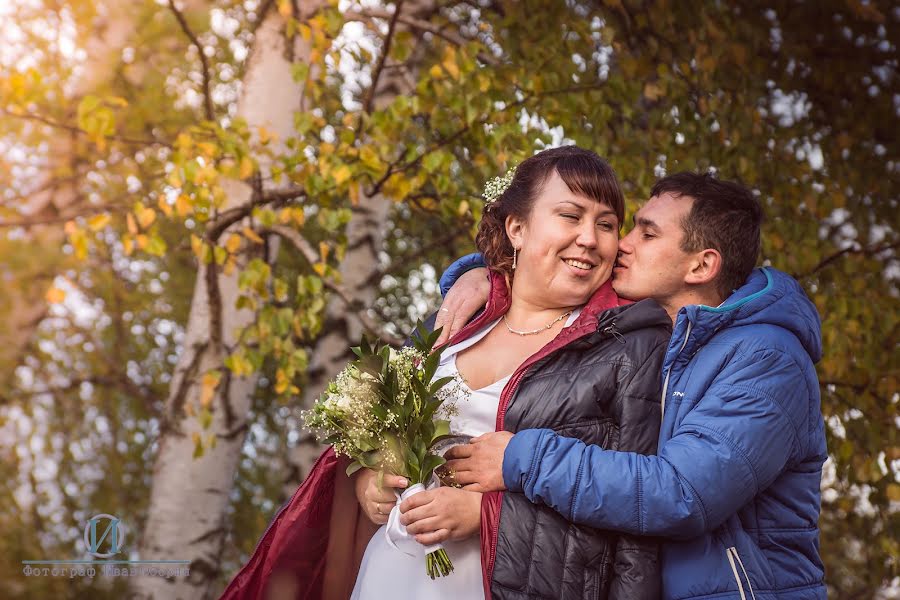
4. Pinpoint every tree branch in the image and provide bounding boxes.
[167,0,215,121]
[262,225,404,345]
[362,1,405,115]
[1,108,170,147]
[344,8,499,66]
[795,240,900,279]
